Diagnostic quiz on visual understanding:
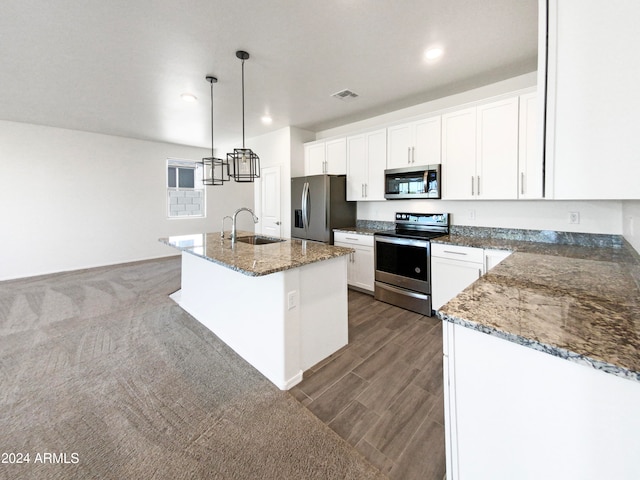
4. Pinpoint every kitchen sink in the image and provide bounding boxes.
[236,235,286,245]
